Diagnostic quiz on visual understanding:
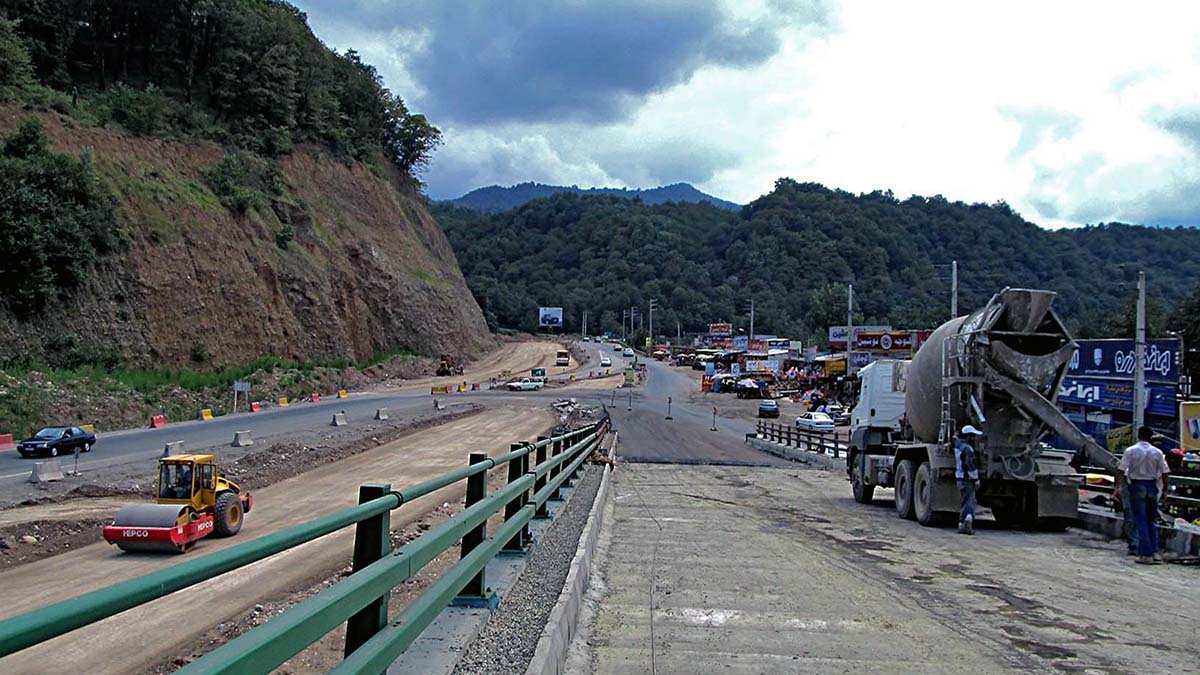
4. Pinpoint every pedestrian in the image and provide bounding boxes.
[1115,426,1171,565]
[954,425,983,534]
